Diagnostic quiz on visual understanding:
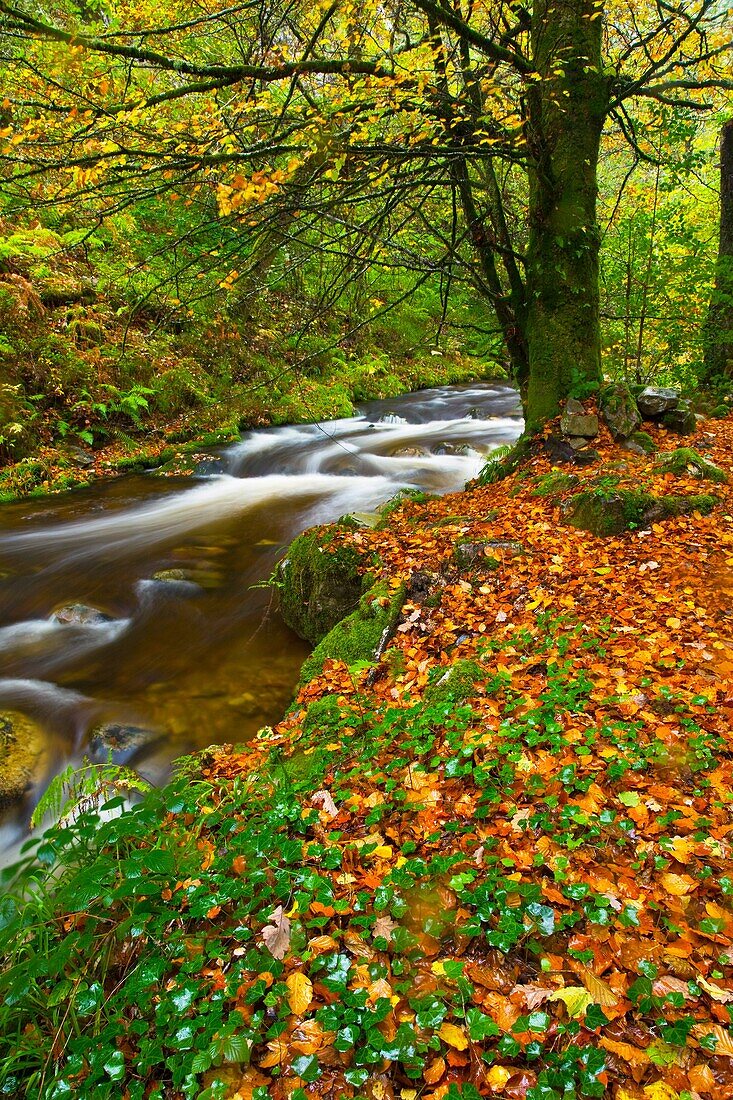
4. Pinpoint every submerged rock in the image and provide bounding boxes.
[52,603,114,626]
[0,710,45,809]
[637,386,680,418]
[89,722,158,764]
